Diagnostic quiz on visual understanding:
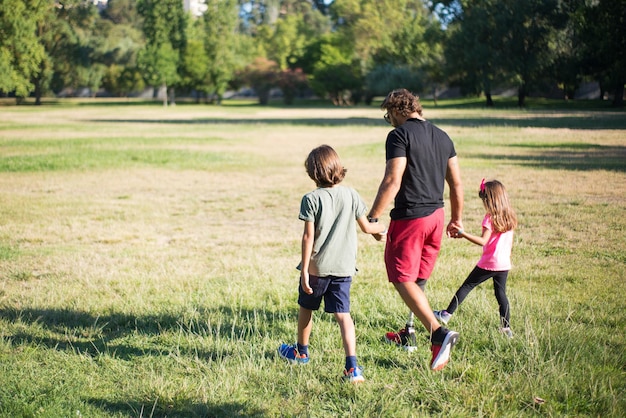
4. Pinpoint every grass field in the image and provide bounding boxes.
[0,98,625,417]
